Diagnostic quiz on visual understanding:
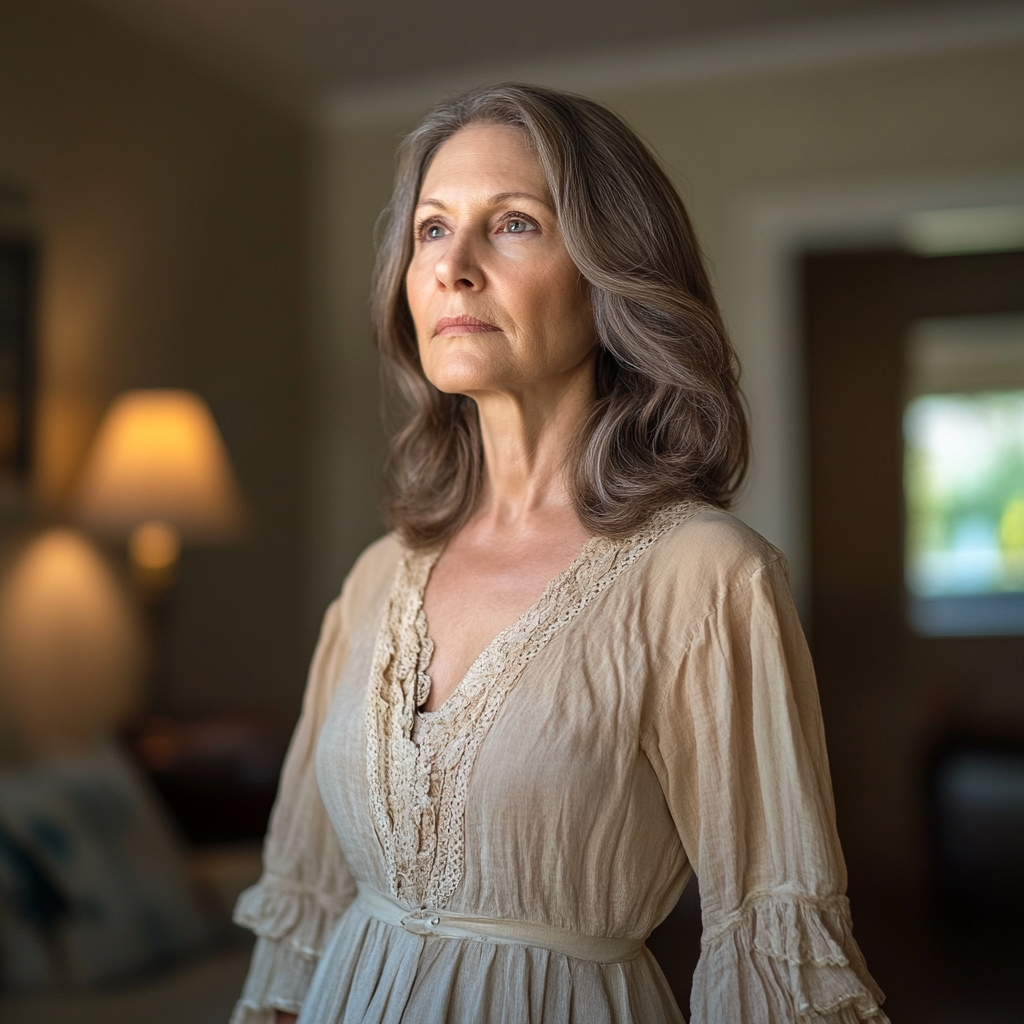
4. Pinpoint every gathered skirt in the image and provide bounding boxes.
[298,897,685,1024]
